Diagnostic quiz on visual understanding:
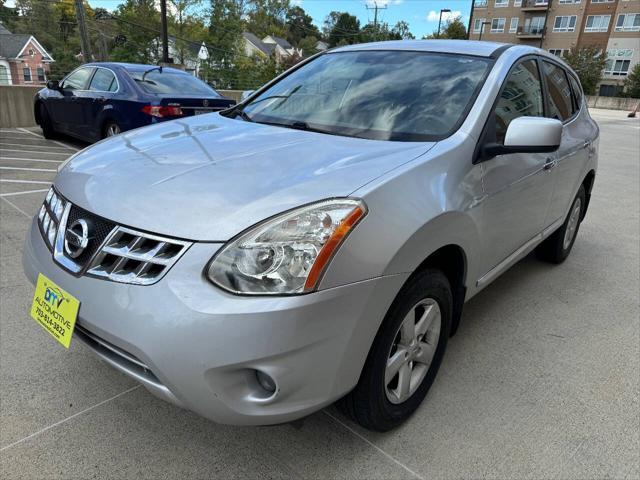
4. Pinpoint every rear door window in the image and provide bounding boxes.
[494,59,545,143]
[89,68,117,92]
[542,61,573,121]
[62,67,93,91]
